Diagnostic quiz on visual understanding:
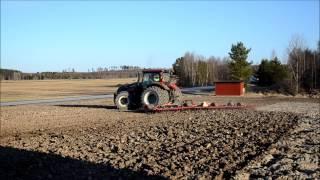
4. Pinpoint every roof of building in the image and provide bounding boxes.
[214,80,244,83]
